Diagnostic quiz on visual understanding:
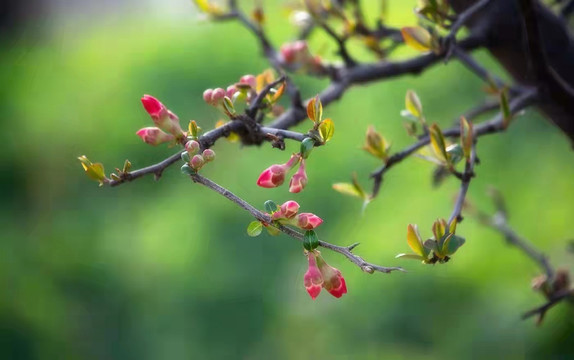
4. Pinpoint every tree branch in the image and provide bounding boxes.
[189,172,405,274]
[370,89,537,197]
[447,143,477,226]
